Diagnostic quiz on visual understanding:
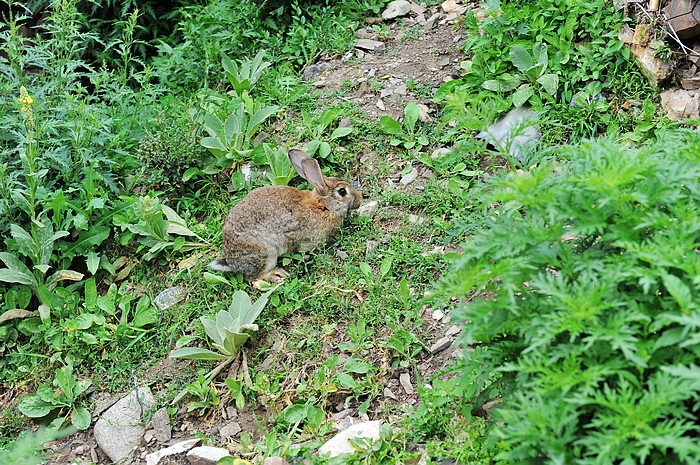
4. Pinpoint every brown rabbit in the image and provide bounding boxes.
[209,149,362,281]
